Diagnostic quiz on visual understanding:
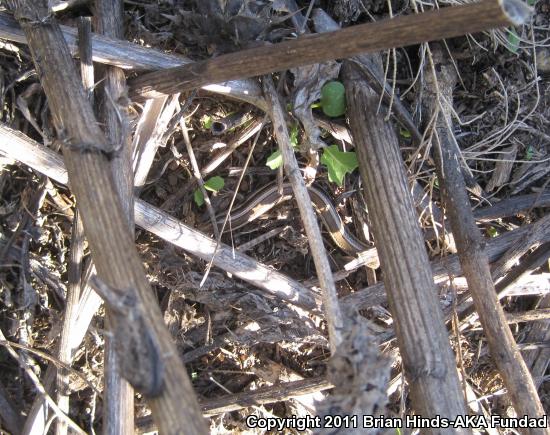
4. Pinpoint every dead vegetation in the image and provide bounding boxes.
[0,0,548,434]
